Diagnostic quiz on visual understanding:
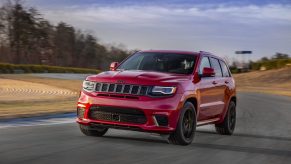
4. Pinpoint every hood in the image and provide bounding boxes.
[86,70,191,85]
